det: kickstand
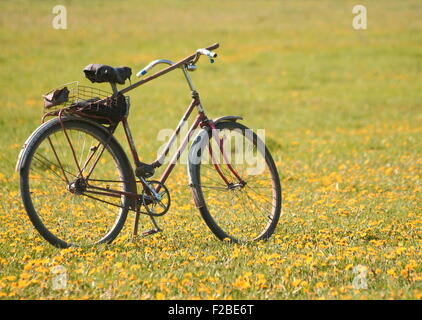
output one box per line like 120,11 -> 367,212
132,209 -> 141,238
132,209 -> 161,239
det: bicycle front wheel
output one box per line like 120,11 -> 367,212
18,118 -> 136,248
189,121 -> 282,243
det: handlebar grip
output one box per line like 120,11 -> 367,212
197,48 -> 218,58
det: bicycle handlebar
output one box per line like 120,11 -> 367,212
136,59 -> 174,77
136,43 -> 220,78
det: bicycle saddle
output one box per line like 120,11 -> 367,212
83,64 -> 132,85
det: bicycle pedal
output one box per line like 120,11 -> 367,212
141,228 -> 160,237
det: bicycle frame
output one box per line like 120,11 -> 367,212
13,43 -> 284,245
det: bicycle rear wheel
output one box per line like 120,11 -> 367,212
189,121 -> 282,243
18,118 -> 136,248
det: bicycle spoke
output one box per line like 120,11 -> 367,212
32,153 -> 68,183
198,184 -> 229,191
33,151 -> 78,180
85,134 -> 113,180
244,185 -> 275,208
235,190 -> 264,234
241,190 -> 273,220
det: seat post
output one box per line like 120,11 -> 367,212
110,82 -> 118,96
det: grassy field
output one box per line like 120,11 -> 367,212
0,0 -> 421,299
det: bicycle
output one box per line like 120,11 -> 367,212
16,43 -> 282,248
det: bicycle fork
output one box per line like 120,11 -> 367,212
207,120 -> 246,188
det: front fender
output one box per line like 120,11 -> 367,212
213,115 -> 243,124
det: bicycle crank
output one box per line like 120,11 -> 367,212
141,180 -> 171,216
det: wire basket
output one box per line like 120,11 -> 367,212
43,81 -> 129,124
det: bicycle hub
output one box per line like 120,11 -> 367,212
67,178 -> 87,195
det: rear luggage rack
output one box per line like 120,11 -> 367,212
42,81 -> 129,125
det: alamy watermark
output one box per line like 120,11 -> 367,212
352,265 -> 368,290
352,5 -> 367,30
51,265 -> 68,290
52,5 -> 67,30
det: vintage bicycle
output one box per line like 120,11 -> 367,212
16,43 -> 282,248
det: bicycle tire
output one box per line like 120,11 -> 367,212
18,117 -> 137,248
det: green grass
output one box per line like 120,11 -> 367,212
0,0 -> 421,299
